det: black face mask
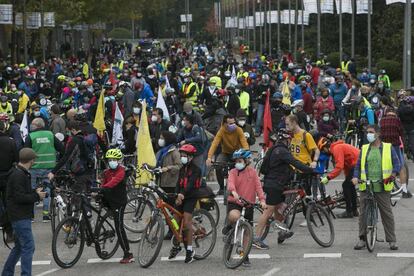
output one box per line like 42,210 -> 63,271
322,94 -> 329,99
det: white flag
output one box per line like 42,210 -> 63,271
227,65 -> 238,87
356,0 -> 373,14
20,110 -> 29,141
165,75 -> 171,89
156,86 -> 170,121
335,0 -> 353,14
111,102 -> 124,147
321,0 -> 334,14
303,0 -> 318,14
386,0 -> 414,4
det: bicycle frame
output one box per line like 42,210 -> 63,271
282,186 -> 307,219
364,181 -> 378,230
155,198 -> 185,243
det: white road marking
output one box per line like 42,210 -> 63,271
17,260 -> 51,266
35,268 -> 60,276
303,253 -> 342,258
87,258 -> 122,263
161,256 -> 185,261
233,254 -> 271,259
377,253 -> 414,258
262,267 -> 281,276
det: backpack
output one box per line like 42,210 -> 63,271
260,145 -> 279,175
66,143 -> 86,174
83,133 -> 98,168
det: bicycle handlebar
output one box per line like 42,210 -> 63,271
141,164 -> 163,175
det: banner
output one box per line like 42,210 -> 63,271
246,16 -> 254,29
156,86 -> 170,121
27,12 -> 41,29
321,0 -> 334,14
386,0 -> 414,4
180,14 -> 192,22
238,18 -> 245,29
255,12 -> 264,26
111,102 -> 124,147
356,0 -> 373,14
335,0 -> 353,14
297,11 -> 310,26
303,0 -> 318,14
43,12 -> 55,27
281,10 -> 295,24
0,4 -> 12,25
266,10 -> 279,24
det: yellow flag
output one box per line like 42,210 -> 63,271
281,80 -> 291,106
135,102 -> 156,185
93,89 -> 106,136
82,63 -> 89,79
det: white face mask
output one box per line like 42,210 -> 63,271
181,120 -> 186,127
151,115 -> 158,122
238,120 -> 246,127
108,160 -> 119,170
34,111 -> 41,117
133,107 -> 141,114
235,162 -> 245,171
158,138 -> 165,147
180,156 -> 189,165
322,116 -> 330,122
367,133 -> 376,143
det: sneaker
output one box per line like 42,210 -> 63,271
336,211 -> 353,219
42,215 -> 51,223
184,250 -> 195,263
242,256 -> 251,267
277,230 -> 294,244
354,239 -> 366,250
299,220 -> 307,227
253,238 -> 269,250
168,246 -> 182,259
402,191 -> 413,198
120,253 -> 134,264
389,242 -> 398,250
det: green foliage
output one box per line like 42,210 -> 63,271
327,52 -> 340,68
376,58 -> 401,81
108,28 -> 131,39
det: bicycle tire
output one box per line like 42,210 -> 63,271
365,200 -> 377,252
138,213 -> 164,268
50,196 -> 57,233
123,195 -> 154,240
259,217 -> 272,241
223,220 -> 253,269
306,203 -> 335,247
201,198 -> 220,227
193,209 -> 217,260
52,216 -> 85,268
94,212 -> 119,259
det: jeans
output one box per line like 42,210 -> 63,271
255,103 -> 265,134
2,219 -> 35,276
30,169 -> 51,216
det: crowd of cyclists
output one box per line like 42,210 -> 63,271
0,37 -> 414,273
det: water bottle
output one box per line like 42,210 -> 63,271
56,195 -> 66,210
166,209 -> 179,231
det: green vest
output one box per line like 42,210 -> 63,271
182,82 -> 197,105
30,130 -> 56,169
341,61 -> 351,72
239,91 -> 250,115
360,142 -> 393,192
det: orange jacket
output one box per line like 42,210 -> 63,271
327,141 -> 360,179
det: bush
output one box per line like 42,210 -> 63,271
375,58 -> 401,81
108,28 -> 132,39
327,52 -> 340,69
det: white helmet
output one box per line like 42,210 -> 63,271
292,99 -> 304,107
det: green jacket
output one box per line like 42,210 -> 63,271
29,130 -> 56,169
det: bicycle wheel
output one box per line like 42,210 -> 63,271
52,216 -> 85,268
123,196 -> 154,242
365,201 -> 377,252
94,212 -> 119,259
50,197 -> 58,233
201,198 -> 220,227
138,213 -> 164,268
193,209 -> 217,260
306,203 -> 335,247
223,220 -> 253,269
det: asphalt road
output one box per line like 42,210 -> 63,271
2,146 -> 414,276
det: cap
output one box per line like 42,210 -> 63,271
183,101 -> 193,113
236,108 -> 247,118
19,148 -> 37,162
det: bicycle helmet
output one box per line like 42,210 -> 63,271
249,72 -> 257,79
232,149 -> 252,160
105,148 -> 123,160
179,144 -> 197,155
292,99 -> 304,107
277,128 -> 292,141
317,137 -> 330,151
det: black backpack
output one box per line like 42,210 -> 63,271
260,145 -> 280,175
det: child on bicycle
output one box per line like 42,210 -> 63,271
222,149 -> 266,266
169,144 -> 203,264
101,148 -> 133,264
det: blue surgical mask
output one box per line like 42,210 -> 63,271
108,161 -> 119,170
235,162 -> 245,171
180,156 -> 188,165
367,133 -> 376,143
227,123 -> 237,132
34,111 -> 41,117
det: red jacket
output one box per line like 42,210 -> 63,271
102,166 -> 125,188
313,96 -> 335,121
327,141 -> 360,179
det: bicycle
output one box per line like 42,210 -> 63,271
137,181 -> 217,268
361,180 -> 379,252
258,177 -> 335,247
51,188 -> 119,268
222,197 -> 254,269
210,161 -> 234,206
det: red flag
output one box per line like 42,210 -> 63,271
263,89 -> 273,149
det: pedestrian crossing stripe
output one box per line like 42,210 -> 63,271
303,253 -> 341,258
87,258 -> 122,263
161,254 -> 270,261
17,260 -> 51,266
377,253 -> 414,258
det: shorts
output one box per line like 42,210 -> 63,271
392,145 -> 405,167
175,198 -> 198,214
263,187 -> 285,206
227,202 -> 253,225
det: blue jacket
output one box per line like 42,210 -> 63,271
329,83 -> 347,104
292,85 -> 312,102
315,152 -> 330,174
361,106 -> 375,125
139,83 -> 154,107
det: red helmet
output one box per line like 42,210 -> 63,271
0,113 -> 9,121
179,144 -> 197,155
216,88 -> 227,98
